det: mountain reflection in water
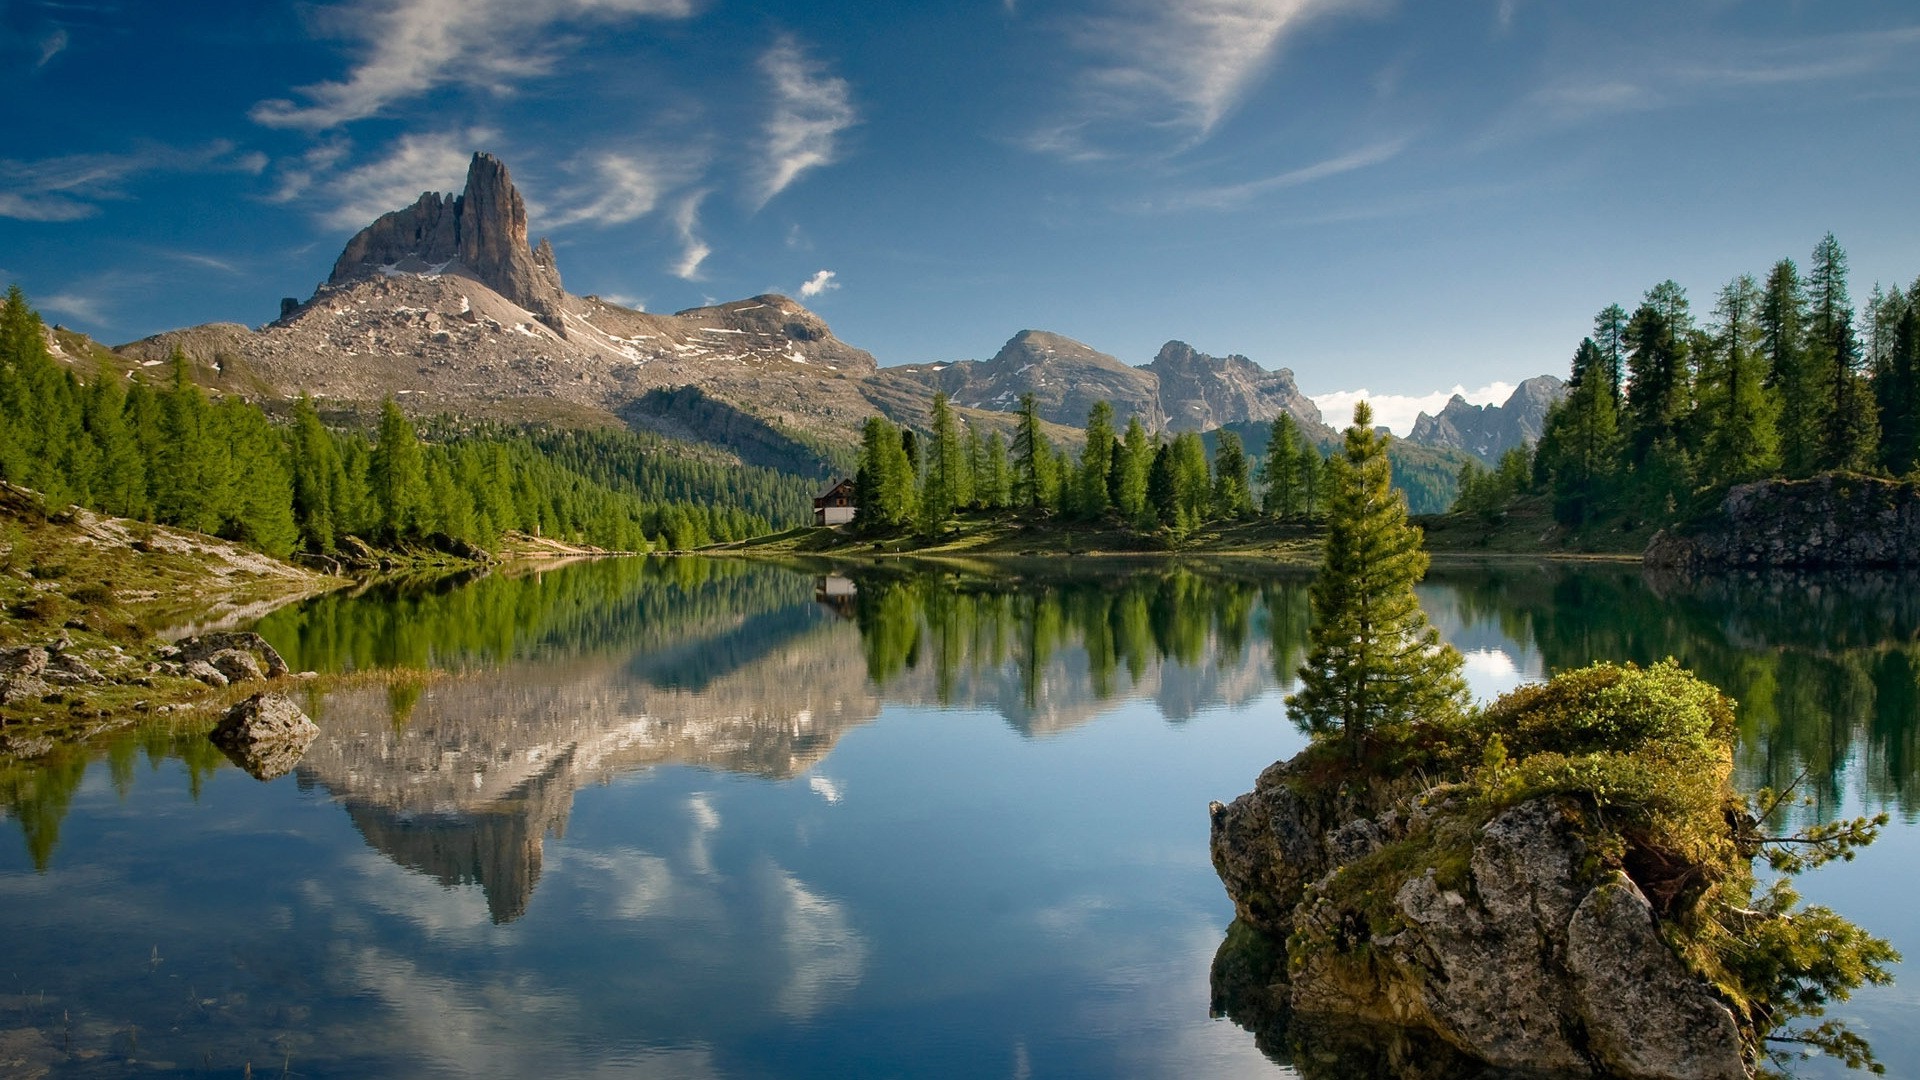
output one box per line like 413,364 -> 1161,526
0,557 -> 1914,1079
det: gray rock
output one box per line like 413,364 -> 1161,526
209,692 -> 320,781
207,649 -> 265,684
174,632 -> 290,678
0,645 -> 54,704
186,660 -> 228,687
1381,801 -> 1587,1071
1569,873 -> 1746,1080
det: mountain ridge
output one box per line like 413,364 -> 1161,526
82,150 -> 1542,475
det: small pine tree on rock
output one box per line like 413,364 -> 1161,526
1287,401 -> 1469,760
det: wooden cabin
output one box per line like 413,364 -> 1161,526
814,478 -> 857,526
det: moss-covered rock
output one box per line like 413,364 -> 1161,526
1210,661 -> 1895,1079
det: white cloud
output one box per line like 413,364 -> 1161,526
1311,381 -> 1516,437
1150,138 -> 1407,211
797,269 -> 837,298
35,28 -> 67,67
0,141 -> 263,222
544,152 -> 673,228
40,292 -> 109,325
317,129 -> 490,229
670,189 -> 711,280
754,36 -> 857,208
1033,0 -> 1372,158
251,0 -> 697,130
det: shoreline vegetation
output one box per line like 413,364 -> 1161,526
0,480 -> 624,758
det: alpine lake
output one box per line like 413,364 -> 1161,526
2,556 -> 1915,1079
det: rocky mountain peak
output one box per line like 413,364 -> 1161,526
1145,339 -> 1321,434
1407,375 -> 1566,463
328,152 -> 567,334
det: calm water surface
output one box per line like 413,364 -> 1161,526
2,558 -> 1914,1078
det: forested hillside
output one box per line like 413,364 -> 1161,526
1455,234 -> 1920,527
0,287 -> 816,556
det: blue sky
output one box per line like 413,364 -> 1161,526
4,0 -> 1918,429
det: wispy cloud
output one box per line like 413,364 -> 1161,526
315,129 -> 490,230
158,251 -> 243,274
1147,138 -> 1407,211
754,36 -> 857,208
1030,0 -> 1374,159
36,27 -> 68,67
250,0 -> 697,130
1479,24 -> 1920,148
544,152 -> 684,228
39,290 -> 110,325
670,190 -> 711,280
798,269 -> 837,298
0,141 -> 266,223
1312,382 -> 1516,437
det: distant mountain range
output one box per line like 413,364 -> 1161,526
52,152 -> 1555,472
1408,377 -> 1567,465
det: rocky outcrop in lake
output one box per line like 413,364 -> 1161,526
1209,757 -> 1745,1079
1645,473 -> 1920,572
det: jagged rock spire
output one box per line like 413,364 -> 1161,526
329,152 -> 567,334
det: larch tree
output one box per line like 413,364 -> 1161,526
368,397 -> 428,539
1077,400 -> 1116,517
1700,274 -> 1780,486
1806,234 -> 1878,472
1116,416 -> 1152,524
1593,303 -> 1629,405
1212,430 -> 1253,518
1012,393 -> 1051,509
1761,258 -> 1822,476
1263,413 -> 1303,519
1287,401 -> 1468,762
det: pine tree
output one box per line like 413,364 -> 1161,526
1878,296 -> 1920,475
982,431 -> 1012,509
288,395 -> 343,551
1262,413 -> 1303,518
1537,339 -> 1621,524
1212,430 -> 1253,518
1593,303 -> 1628,405
921,392 -> 967,532
1625,282 -> 1694,467
1077,400 -> 1115,517
1286,401 -> 1468,761
1761,259 -> 1821,476
1115,416 -> 1152,524
154,351 -> 217,532
1146,441 -> 1177,527
1171,432 -> 1210,528
1700,274 -> 1781,486
84,376 -> 145,519
1011,393 -> 1051,509
1807,234 -> 1878,472
368,397 -> 428,539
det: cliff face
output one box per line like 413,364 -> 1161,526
1645,473 -> 1920,572
329,153 -> 568,334
1146,340 -> 1325,434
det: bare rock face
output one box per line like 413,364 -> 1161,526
1210,760 -> 1749,1079
330,152 -> 567,334
210,692 -> 320,781
1569,874 -> 1746,1080
1646,473 -> 1920,572
1407,375 -> 1565,464
1146,340 -> 1325,434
